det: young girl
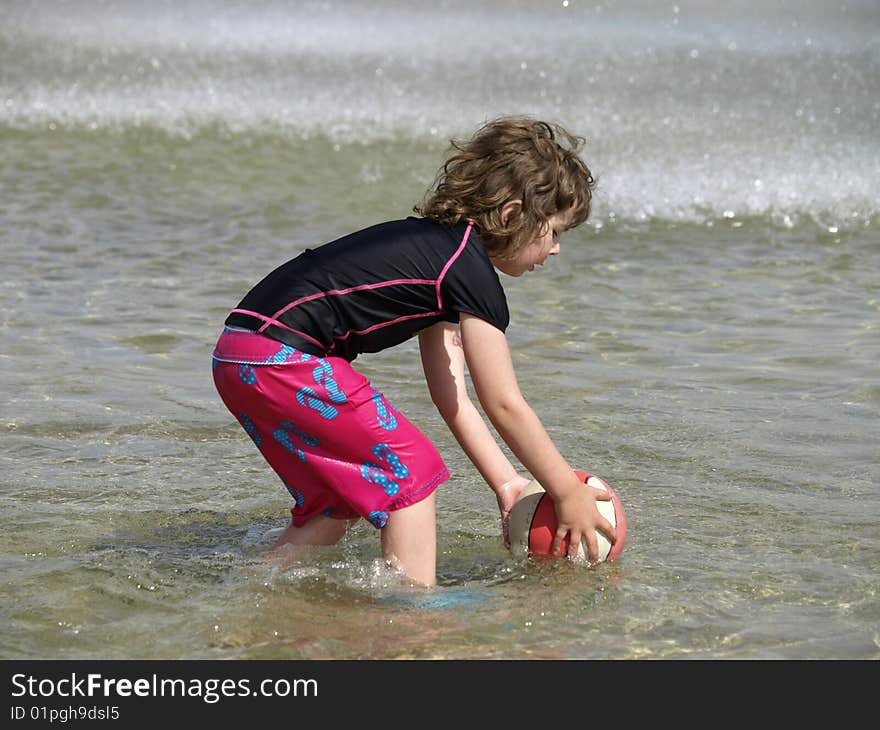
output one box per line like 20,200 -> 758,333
212,116 -> 618,587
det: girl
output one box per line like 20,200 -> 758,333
212,116 -> 618,587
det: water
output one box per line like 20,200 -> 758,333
1,0 -> 878,660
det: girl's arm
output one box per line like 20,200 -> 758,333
418,322 -> 531,542
457,313 -> 617,562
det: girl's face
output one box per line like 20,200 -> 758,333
492,209 -> 574,277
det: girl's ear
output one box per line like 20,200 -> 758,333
500,199 -> 522,226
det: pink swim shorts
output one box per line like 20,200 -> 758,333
211,327 -> 449,528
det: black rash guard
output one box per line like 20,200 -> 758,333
225,217 -> 509,362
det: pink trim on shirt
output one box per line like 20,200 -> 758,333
268,279 -> 437,324
229,308 -> 326,349
435,221 -> 473,310
332,310 -> 443,344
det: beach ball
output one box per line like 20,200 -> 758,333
508,470 -> 627,563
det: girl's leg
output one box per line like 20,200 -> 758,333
381,493 -> 437,587
273,514 -> 354,549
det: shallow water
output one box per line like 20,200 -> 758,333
1,0 -> 878,660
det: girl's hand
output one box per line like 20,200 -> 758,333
551,484 -> 616,563
495,474 -> 532,548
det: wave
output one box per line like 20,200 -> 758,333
2,0 -> 878,230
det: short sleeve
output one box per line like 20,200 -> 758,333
439,237 -> 509,332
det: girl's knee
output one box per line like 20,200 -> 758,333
381,495 -> 437,587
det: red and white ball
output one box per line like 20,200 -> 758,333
508,470 -> 627,563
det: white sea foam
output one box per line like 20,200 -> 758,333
2,0 -> 877,227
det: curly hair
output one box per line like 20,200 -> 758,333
414,116 -> 596,258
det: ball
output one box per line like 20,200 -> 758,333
507,470 -> 627,563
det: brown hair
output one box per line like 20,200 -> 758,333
415,116 -> 596,258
